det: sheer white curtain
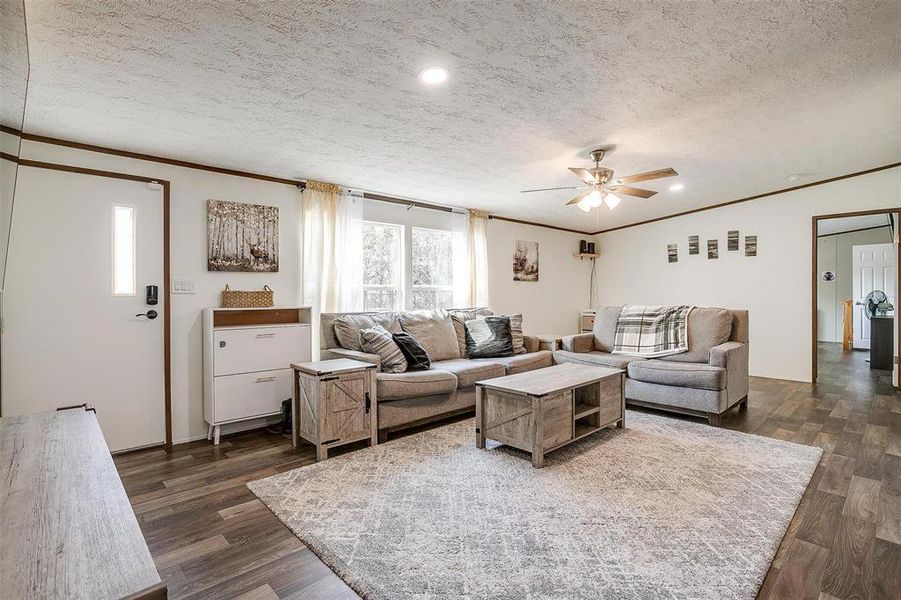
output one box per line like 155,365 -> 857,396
469,209 -> 490,308
335,191 -> 364,311
451,209 -> 471,308
301,181 -> 364,353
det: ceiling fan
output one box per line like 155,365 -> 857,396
521,149 -> 678,212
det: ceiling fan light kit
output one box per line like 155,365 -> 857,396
522,148 -> 679,214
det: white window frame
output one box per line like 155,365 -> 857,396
362,220 -> 404,311
111,203 -> 136,297
411,226 -> 454,311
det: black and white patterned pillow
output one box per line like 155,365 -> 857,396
464,316 -> 515,358
360,325 -> 407,374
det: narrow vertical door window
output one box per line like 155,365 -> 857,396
112,204 -> 136,295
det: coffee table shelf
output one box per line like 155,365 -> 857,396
574,402 -> 600,419
475,363 -> 625,468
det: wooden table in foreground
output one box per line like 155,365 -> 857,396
475,363 -> 625,468
0,409 -> 165,599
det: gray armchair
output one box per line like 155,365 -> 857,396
556,307 -> 749,426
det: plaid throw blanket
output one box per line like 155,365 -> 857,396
612,305 -> 694,357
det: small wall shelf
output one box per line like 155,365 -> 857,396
574,252 -> 599,260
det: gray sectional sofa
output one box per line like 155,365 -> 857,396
320,309 -> 554,441
555,306 -> 749,426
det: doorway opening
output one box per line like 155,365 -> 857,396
812,209 -> 900,388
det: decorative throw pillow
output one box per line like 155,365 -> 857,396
398,312 -> 460,361
464,316 -> 515,358
449,308 -> 493,355
333,314 -> 399,351
392,332 -> 431,370
506,313 -> 526,355
359,325 -> 407,374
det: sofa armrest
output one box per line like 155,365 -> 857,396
522,335 -> 540,353
561,333 -> 594,353
321,347 -> 382,371
709,341 -> 749,405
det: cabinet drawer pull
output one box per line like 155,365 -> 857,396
255,333 -> 277,338
255,376 -> 276,383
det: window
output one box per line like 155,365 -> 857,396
362,221 -> 402,310
112,205 -> 136,296
412,227 -> 453,310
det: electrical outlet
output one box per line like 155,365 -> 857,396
171,279 -> 196,294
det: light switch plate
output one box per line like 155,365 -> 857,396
171,279 -> 196,294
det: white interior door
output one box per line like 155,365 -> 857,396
852,242 -> 896,350
1,167 -> 165,452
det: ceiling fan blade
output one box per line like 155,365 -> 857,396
565,189 -> 591,206
609,185 -> 657,198
520,185 -> 583,193
568,167 -> 598,185
615,168 -> 678,185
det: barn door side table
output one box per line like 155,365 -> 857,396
291,358 -> 378,460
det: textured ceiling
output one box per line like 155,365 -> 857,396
21,1 -> 901,231
0,0 -> 28,129
817,213 -> 892,236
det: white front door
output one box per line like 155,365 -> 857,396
1,166 -> 166,452
852,242 -> 896,350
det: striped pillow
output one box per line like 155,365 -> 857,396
507,313 -> 526,355
360,325 -> 407,374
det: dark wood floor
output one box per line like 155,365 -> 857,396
115,343 -> 900,599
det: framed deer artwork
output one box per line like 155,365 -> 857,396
207,199 -> 279,272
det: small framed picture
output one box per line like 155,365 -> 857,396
688,235 -> 699,255
667,244 -> 678,263
727,230 -> 739,251
707,239 -> 718,259
745,235 -> 757,257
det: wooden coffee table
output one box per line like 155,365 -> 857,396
474,363 -> 625,468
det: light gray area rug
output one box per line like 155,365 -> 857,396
248,411 -> 822,600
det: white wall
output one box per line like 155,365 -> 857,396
487,218 -> 593,335
13,140 -> 301,443
592,167 -> 901,382
7,141 -> 591,442
816,226 -> 892,342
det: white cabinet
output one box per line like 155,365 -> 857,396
203,306 -> 312,444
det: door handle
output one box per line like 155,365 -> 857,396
136,310 -> 158,320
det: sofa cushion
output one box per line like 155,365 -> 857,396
464,316 -> 515,358
664,307 -> 733,363
399,312 -> 460,361
627,360 -> 726,391
360,325 -> 407,373
431,359 -> 505,389
553,349 -> 641,370
377,369 -> 458,401
472,350 -> 553,375
449,308 -> 493,355
592,306 -> 623,352
507,314 -> 527,355
392,331 -> 430,370
333,313 -> 400,352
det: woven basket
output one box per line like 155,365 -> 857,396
221,284 -> 274,308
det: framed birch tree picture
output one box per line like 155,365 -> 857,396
207,199 -> 279,272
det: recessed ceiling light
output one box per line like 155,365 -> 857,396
669,183 -> 684,191
419,66 -> 448,85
